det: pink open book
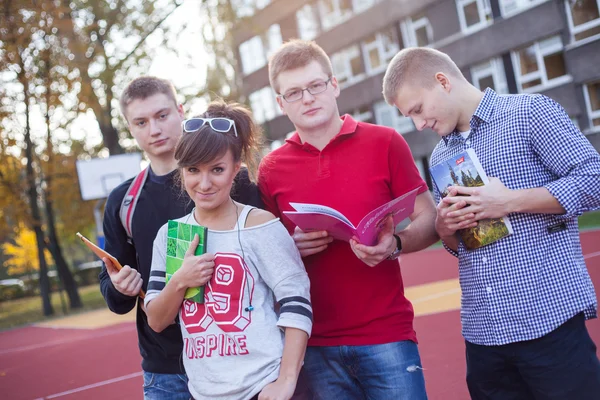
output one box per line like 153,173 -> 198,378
283,187 -> 421,246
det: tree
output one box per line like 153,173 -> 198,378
1,0 -> 55,315
2,224 -> 52,277
198,0 -> 244,103
56,0 -> 184,155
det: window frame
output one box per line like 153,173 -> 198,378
511,35 -> 571,93
400,13 -> 434,47
318,0 -> 354,31
373,101 -> 415,134
239,24 -> 282,76
296,4 -> 321,40
583,80 -> 600,133
361,28 -> 400,74
456,0 -> 493,34
331,45 -> 366,88
498,0 -> 548,18
249,86 -> 281,124
564,0 -> 600,44
470,58 -> 509,94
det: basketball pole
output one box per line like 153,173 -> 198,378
94,199 -> 106,249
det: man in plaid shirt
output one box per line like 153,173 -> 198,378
383,47 -> 600,399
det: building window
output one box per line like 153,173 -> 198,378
319,0 -> 353,30
583,80 -> 600,130
565,0 -> 600,43
456,0 -> 492,34
361,27 -> 399,74
471,58 -> 508,94
401,13 -> 434,47
499,0 -> 548,17
331,45 -> 365,88
296,4 -> 320,40
351,105 -> 374,123
249,87 -> 281,124
374,101 -> 415,134
352,0 -> 378,13
239,24 -> 282,75
511,36 -> 570,92
232,0 -> 271,18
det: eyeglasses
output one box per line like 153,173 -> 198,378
279,78 -> 332,103
182,118 -> 238,137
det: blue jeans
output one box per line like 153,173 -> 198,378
303,341 -> 428,400
142,371 -> 190,400
466,312 -> 600,400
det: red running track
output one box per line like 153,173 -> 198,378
1,230 -> 599,400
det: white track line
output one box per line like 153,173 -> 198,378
584,251 -> 600,260
32,371 -> 143,399
0,325 -> 134,356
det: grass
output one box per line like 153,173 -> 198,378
579,210 -> 600,231
0,283 -> 107,331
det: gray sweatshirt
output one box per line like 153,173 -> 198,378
145,206 -> 312,400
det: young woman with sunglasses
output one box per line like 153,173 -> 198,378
144,100 -> 312,400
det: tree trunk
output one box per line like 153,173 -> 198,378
42,42 -> 82,309
23,82 -> 54,317
43,205 -> 82,309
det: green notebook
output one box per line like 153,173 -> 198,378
165,220 -> 207,303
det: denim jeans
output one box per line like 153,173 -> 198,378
142,371 -> 190,400
466,313 -> 600,400
303,340 -> 428,400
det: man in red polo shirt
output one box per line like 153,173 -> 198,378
257,40 -> 438,399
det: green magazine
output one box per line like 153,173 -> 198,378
165,220 -> 208,303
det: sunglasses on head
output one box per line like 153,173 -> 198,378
182,117 -> 238,137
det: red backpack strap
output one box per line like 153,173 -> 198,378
119,167 -> 149,244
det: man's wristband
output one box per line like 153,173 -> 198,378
386,234 -> 402,260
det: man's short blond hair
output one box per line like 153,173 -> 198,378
268,39 -> 333,93
382,47 -> 464,105
119,76 -> 178,121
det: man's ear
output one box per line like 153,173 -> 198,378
177,103 -> 185,118
331,76 -> 341,98
435,73 -> 452,92
276,95 -> 286,115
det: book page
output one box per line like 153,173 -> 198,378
283,212 -> 356,242
356,187 -> 420,246
289,203 -> 353,226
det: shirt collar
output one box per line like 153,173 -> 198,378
285,114 -> 358,147
443,88 -> 498,146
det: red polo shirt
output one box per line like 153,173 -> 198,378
258,115 -> 428,346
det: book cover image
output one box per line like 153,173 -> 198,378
430,149 -> 513,250
166,220 -> 207,303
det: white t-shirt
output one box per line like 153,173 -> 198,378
145,206 -> 312,400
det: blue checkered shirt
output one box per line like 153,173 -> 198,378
430,88 -> 600,346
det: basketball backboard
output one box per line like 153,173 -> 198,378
76,153 -> 143,201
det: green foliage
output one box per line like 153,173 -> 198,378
579,211 -> 600,230
167,238 -> 177,257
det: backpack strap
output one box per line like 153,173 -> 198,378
119,167 -> 149,245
